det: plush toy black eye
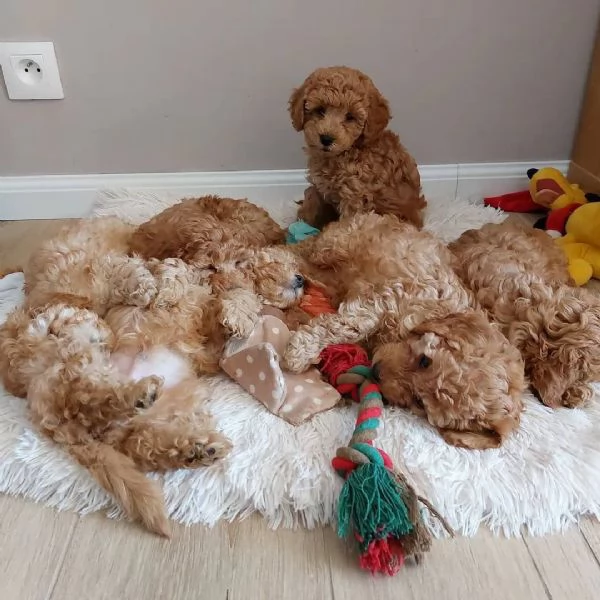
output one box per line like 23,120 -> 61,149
346,112 -> 355,122
418,355 -> 432,369
315,106 -> 326,117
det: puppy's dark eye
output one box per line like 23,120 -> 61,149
418,355 -> 432,369
206,266 -> 217,273
315,106 -> 326,117
413,395 -> 425,409
345,112 -> 355,122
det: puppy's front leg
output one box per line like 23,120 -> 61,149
283,297 -> 383,373
297,186 -> 339,229
219,288 -> 262,339
149,258 -> 196,307
103,255 -> 158,309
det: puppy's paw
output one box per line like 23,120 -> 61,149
220,289 -> 261,338
222,310 -> 259,339
127,268 -> 159,307
560,384 -> 593,409
283,330 -> 321,373
175,432 -> 232,468
134,375 -> 163,410
152,259 -> 193,307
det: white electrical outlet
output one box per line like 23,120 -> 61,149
0,41 -> 64,100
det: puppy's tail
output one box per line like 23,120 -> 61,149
66,436 -> 171,537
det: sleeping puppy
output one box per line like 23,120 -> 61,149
283,213 -> 525,450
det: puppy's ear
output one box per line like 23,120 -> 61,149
289,82 -> 307,131
438,428 -> 502,450
362,82 -> 391,143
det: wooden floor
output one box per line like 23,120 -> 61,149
1,219 -> 600,600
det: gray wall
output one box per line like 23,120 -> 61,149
1,0 -> 599,176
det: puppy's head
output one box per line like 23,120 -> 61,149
289,66 -> 390,155
372,312 -> 524,450
195,246 -> 305,308
509,289 -> 600,408
251,246 -> 306,308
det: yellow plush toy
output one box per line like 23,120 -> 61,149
555,201 -> 600,286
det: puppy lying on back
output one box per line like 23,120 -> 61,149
450,221 -> 600,408
0,304 -> 231,536
289,66 -> 426,229
284,214 -> 524,450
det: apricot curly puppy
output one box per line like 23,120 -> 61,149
129,195 -> 286,268
0,304 -> 231,536
289,66 -> 426,229
106,248 -> 305,376
450,221 -> 600,408
24,217 -> 157,315
284,214 -> 524,449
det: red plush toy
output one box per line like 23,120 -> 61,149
484,167 -> 600,237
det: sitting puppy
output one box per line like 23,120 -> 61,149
0,304 -> 231,536
129,195 -> 286,266
284,214 -> 524,449
450,221 -> 600,408
289,66 -> 426,229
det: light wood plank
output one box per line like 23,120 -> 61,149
524,528 -> 600,600
0,495 -> 78,600
50,512 -> 232,600
227,515 -> 333,600
579,517 -> 600,561
324,527 -> 548,600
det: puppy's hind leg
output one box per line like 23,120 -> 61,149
113,379 -> 232,472
118,412 -> 231,472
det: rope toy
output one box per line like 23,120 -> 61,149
320,344 -> 453,576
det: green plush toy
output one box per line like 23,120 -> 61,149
286,221 -> 320,244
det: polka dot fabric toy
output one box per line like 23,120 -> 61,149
220,308 -> 340,425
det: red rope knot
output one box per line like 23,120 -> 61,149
319,344 -> 370,402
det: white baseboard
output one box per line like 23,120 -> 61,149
0,161 -> 569,220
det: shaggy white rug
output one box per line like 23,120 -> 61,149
1,190 -> 600,537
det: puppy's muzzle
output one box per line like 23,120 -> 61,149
292,274 -> 305,290
319,134 -> 334,148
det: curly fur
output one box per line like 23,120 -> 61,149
105,251 -> 305,375
24,217 -> 158,315
284,214 -> 525,449
450,221 -> 600,408
0,304 -> 231,536
129,195 -> 286,266
289,66 -> 426,228
4,213 -> 305,534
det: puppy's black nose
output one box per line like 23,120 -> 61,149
371,362 -> 381,382
320,134 -> 334,147
293,274 -> 305,289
